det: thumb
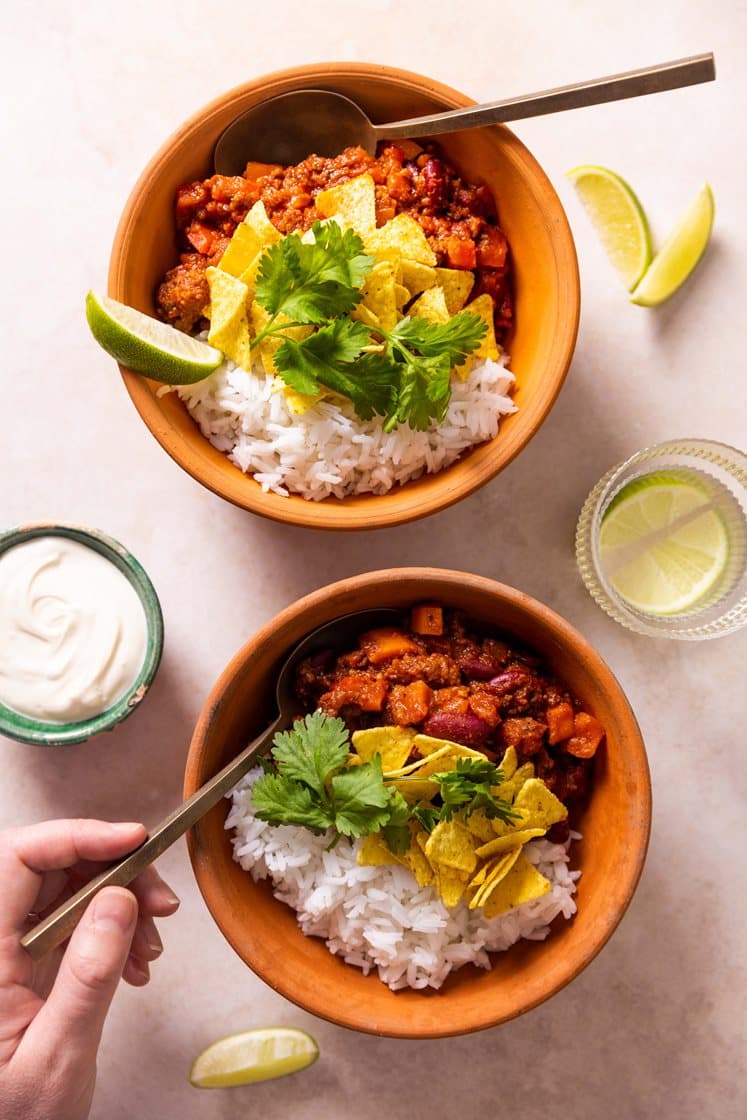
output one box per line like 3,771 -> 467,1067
25,888 -> 138,1064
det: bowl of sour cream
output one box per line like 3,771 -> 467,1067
0,523 -> 163,745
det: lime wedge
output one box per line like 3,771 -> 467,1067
566,165 -> 652,290
630,183 -> 714,306
189,1027 -> 319,1088
599,471 -> 729,616
85,291 -> 223,384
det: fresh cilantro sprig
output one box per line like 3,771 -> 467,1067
248,222 -> 488,431
405,758 -> 519,832
251,711 -> 402,842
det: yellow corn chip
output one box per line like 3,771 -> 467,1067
434,865 -> 469,908
412,734 -> 484,760
357,833 -> 400,868
218,223 -> 263,278
206,267 -> 251,370
315,173 -> 377,236
409,286 -> 450,324
512,778 -> 568,831
424,819 -> 477,875
394,283 -> 411,312
250,301 -> 313,378
469,848 -> 523,909
498,746 -> 518,781
244,200 -> 281,247
463,808 -> 497,843
458,293 -> 499,380
350,303 -> 381,329
352,726 -> 416,772
359,260 -> 398,331
400,825 -> 435,887
237,250 -> 266,302
474,828 -> 547,859
365,214 -> 436,266
480,855 -> 551,919
434,267 -> 474,314
493,762 -> 535,808
387,776 -> 440,802
400,259 -> 437,299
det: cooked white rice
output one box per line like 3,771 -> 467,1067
178,354 -> 516,500
227,769 -> 580,992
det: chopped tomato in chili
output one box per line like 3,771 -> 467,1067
156,141 -> 512,340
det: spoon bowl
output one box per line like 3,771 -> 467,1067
213,54 -> 714,172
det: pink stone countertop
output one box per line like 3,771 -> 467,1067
2,2 -> 746,1117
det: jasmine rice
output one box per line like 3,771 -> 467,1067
227,769 -> 580,992
178,354 -> 516,501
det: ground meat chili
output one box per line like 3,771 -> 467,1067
294,605 -> 605,841
156,141 -> 512,340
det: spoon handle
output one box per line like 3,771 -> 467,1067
376,53 -> 715,139
20,715 -> 283,961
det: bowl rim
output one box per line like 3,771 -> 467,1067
109,61 -> 580,531
0,522 -> 164,746
185,567 -> 651,1036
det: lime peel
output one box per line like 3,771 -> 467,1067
630,183 -> 714,306
566,164 -> 652,290
85,291 -> 223,384
189,1027 -> 319,1088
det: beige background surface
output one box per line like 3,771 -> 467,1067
2,1 -> 746,1117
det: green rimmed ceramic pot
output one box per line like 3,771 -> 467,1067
0,523 -> 164,746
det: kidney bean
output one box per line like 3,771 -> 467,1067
421,158 -> 447,206
486,668 -> 531,695
457,654 -> 499,681
422,711 -> 491,747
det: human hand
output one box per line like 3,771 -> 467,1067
0,819 -> 179,1120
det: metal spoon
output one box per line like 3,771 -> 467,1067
21,607 -> 399,960
214,53 -> 715,173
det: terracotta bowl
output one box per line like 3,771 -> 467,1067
110,63 -> 579,530
184,569 -> 650,1037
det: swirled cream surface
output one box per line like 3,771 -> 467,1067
0,536 -> 148,722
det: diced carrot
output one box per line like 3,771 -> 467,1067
446,236 -> 477,270
388,680 -> 432,724
564,711 -> 605,759
546,702 -> 575,745
359,628 -> 420,665
335,674 -> 387,712
410,604 -> 443,636
243,161 -> 283,181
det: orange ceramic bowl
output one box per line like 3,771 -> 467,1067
185,569 -> 650,1037
110,63 -> 579,530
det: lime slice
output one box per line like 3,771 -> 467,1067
630,183 -> 714,306
566,165 -> 652,290
189,1027 -> 319,1088
85,291 -> 223,384
599,470 -> 729,616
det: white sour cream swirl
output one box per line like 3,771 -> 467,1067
0,537 -> 148,723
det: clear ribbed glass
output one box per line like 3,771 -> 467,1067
576,439 -> 747,639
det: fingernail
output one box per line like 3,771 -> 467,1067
129,958 -> 150,984
91,889 -> 137,934
162,890 -> 180,910
109,822 -> 144,835
147,929 -> 163,955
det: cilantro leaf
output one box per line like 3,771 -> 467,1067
330,756 -> 392,838
390,311 -> 487,367
431,758 -> 518,825
270,711 -> 348,799
274,322 -> 398,420
252,772 -> 334,831
254,223 -> 373,324
385,352 -> 452,432
412,804 -> 440,833
382,789 -> 411,854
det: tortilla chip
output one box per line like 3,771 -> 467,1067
359,260 -> 398,331
434,267 -> 474,313
424,819 -> 477,875
250,300 -> 313,378
394,282 -> 411,312
218,223 -> 263,278
408,286 -> 450,324
400,825 -> 435,887
365,214 -> 436,266
206,267 -> 251,370
458,293 -> 499,379
494,761 -> 535,807
387,776 -> 440,802
498,746 -> 518,781
463,808 -> 497,843
352,726 -> 416,772
400,259 -> 437,299
480,855 -> 551,918
315,173 -> 377,236
350,302 -> 381,329
244,200 -> 281,247
237,250 -> 266,301
357,833 -> 400,868
512,778 -> 568,831
474,828 -> 547,859
468,848 -> 522,909
412,734 -> 484,760
434,865 -> 469,908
